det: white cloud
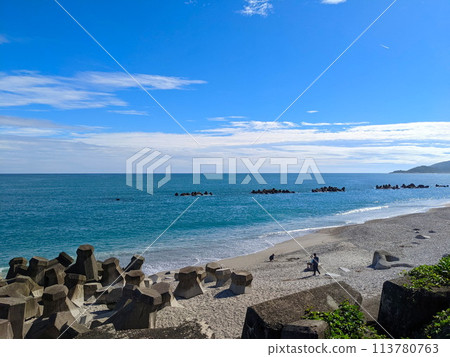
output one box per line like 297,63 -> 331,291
306,110 -> 319,114
0,34 -> 9,44
301,121 -> 370,126
239,0 -> 273,17
108,110 -> 149,116
207,115 -> 246,122
380,44 -> 390,50
0,71 -> 206,109
321,0 -> 347,4
2,118 -> 450,173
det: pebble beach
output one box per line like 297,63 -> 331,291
154,205 -> 450,338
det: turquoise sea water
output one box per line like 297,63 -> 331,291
1,173 -> 450,275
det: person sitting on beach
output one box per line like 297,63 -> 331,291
312,253 -> 320,276
269,253 -> 275,262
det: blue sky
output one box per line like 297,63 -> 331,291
0,0 -> 449,173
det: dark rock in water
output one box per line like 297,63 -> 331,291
378,277 -> 450,338
311,186 -> 345,193
251,188 -> 295,194
376,183 -> 429,190
241,282 -> 362,339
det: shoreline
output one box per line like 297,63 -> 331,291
215,201 -> 450,271
155,204 -> 450,338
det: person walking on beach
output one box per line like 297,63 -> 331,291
269,253 -> 275,262
312,253 -> 320,276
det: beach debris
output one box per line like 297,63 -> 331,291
215,268 -> 232,288
101,257 -> 124,287
415,234 -> 431,240
0,297 -> 26,338
64,273 -> 86,307
251,188 -> 295,194
41,284 -> 78,318
0,319 -> 13,339
281,319 -> 329,339
66,245 -> 99,282
124,254 -> 145,272
339,267 -> 350,273
429,230 -> 436,233
174,266 -> 205,299
204,262 -> 222,283
6,257 -> 28,280
105,287 -> 162,330
312,186 -> 345,193
230,271 -> 253,295
241,282 -> 362,339
125,270 -> 145,287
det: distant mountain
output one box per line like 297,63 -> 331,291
391,160 -> 450,174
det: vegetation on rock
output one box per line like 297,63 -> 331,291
405,256 -> 450,290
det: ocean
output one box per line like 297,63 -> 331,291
1,173 -> 449,275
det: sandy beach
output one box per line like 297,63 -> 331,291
155,205 -> 450,338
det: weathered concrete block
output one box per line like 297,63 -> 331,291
64,273 -> 86,307
42,285 -> 78,318
106,287 -> 162,330
66,244 -> 98,282
125,270 -> 145,287
24,296 -> 40,320
27,257 -> 49,286
0,319 -> 14,339
56,252 -> 74,268
205,262 -> 222,283
281,319 -> 329,339
230,271 -> 253,295
174,266 -> 205,299
215,268 -> 232,287
44,264 -> 66,287
105,286 -> 123,310
6,257 -> 28,280
0,297 -> 26,339
26,311 -> 87,339
101,257 -> 124,286
152,282 -> 180,308
241,282 -> 362,339
84,282 -> 102,301
378,277 -> 450,338
124,255 -> 145,272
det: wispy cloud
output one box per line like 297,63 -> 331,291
108,110 -> 149,116
306,110 -> 319,114
0,34 -> 9,45
0,71 -> 206,110
301,121 -> 369,126
2,118 -> 450,173
380,44 -> 390,49
321,0 -> 347,4
239,0 -> 273,17
207,115 -> 246,122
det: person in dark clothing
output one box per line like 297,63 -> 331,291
269,253 -> 275,262
312,253 -> 320,276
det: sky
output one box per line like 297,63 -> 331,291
0,0 -> 449,173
